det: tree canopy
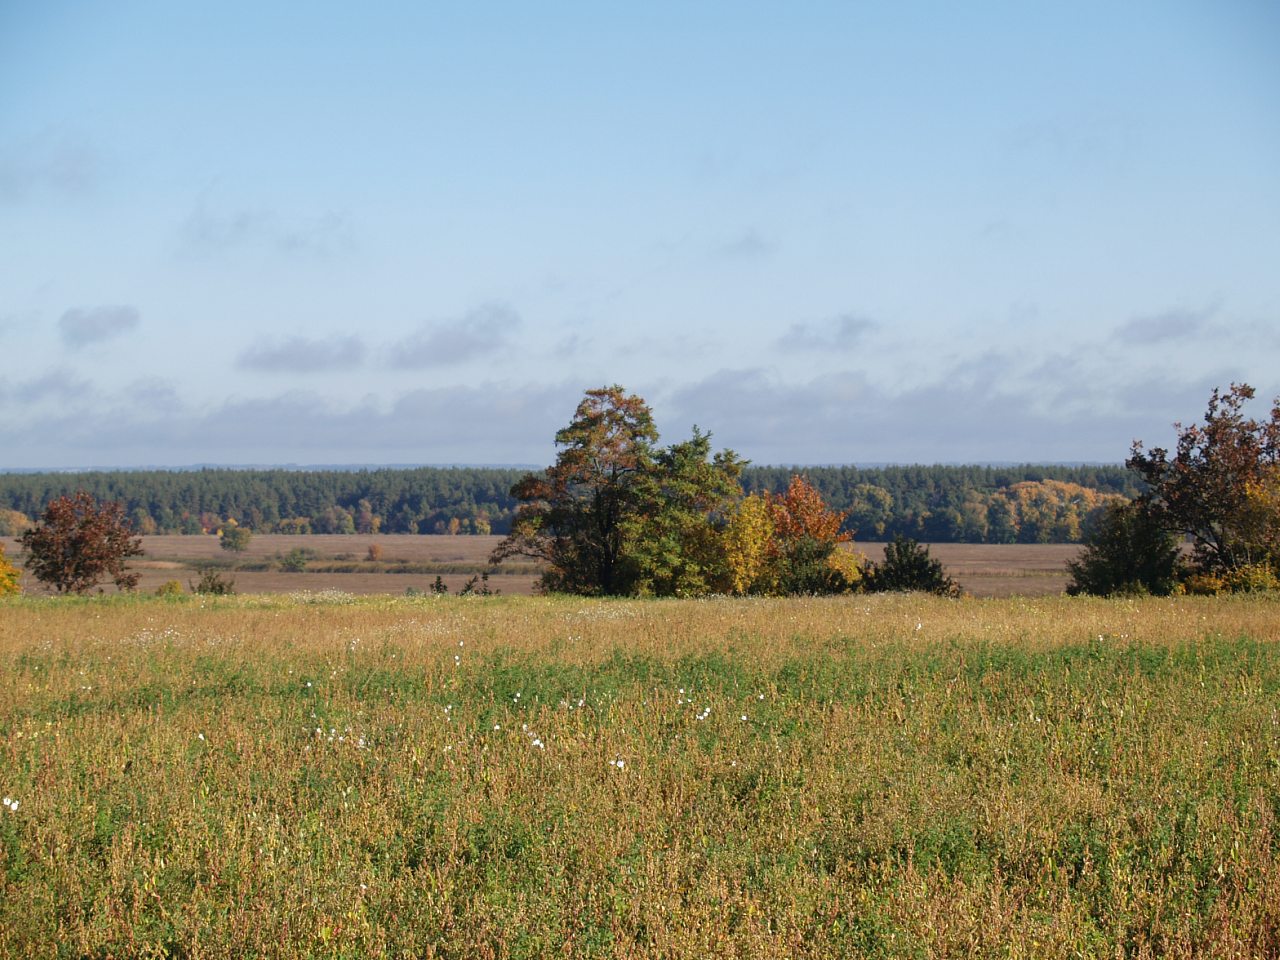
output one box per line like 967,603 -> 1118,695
1128,383 -> 1280,576
18,492 -> 143,594
491,387 -> 748,596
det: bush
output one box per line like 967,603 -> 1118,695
190,570 -> 236,595
1181,572 -> 1226,596
1221,562 -> 1280,594
279,549 -> 310,572
865,536 -> 960,596
0,544 -> 20,596
219,524 -> 252,553
1066,500 -> 1183,597
366,543 -> 383,562
155,580 -> 183,597
457,572 -> 499,596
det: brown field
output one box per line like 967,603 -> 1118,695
3,534 -> 1082,597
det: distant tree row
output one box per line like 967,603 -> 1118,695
0,462 -> 1138,543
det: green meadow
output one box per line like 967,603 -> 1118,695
1,593 -> 1278,958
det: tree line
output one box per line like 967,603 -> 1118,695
0,463 -> 1138,544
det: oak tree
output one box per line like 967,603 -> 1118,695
19,492 -> 143,594
1128,383 -> 1280,575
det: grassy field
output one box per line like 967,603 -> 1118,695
2,535 -> 1083,598
1,592 -> 1278,957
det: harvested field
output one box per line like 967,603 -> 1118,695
3,535 -> 1083,597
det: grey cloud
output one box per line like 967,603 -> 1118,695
124,378 -> 182,408
2,366 -> 1275,469
58,305 -> 140,348
1115,304 -> 1217,345
777,313 -> 876,352
0,130 -> 99,201
717,229 -> 776,260
179,204 -> 355,258
0,368 -> 94,407
238,335 -> 367,373
387,304 -> 521,369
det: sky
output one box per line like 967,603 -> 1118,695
2,1 -> 1278,468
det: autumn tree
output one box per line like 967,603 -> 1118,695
1128,383 -> 1280,575
0,509 -> 32,537
19,492 -> 143,594
765,475 -> 861,595
492,386 -> 659,595
722,494 -> 776,594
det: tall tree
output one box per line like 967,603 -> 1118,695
19,492 -> 143,594
628,428 -> 746,597
1128,383 -> 1280,574
492,386 -> 659,595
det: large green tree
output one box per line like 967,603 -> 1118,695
1065,500 -> 1184,596
1127,383 -> 1280,575
628,428 -> 746,597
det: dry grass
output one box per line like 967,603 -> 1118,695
1,592 -> 1278,957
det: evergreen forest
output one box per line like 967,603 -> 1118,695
0,463 -> 1140,544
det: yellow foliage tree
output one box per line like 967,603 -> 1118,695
0,543 -> 19,596
721,494 -> 776,595
1226,466 -> 1280,572
991,480 -> 1122,543
0,509 -> 32,537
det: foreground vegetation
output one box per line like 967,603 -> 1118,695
1,593 -> 1278,957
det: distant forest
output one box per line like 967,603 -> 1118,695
0,464 -> 1141,544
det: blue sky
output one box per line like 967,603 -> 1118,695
2,1 -> 1278,467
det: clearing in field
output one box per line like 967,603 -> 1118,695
1,593 -> 1278,957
